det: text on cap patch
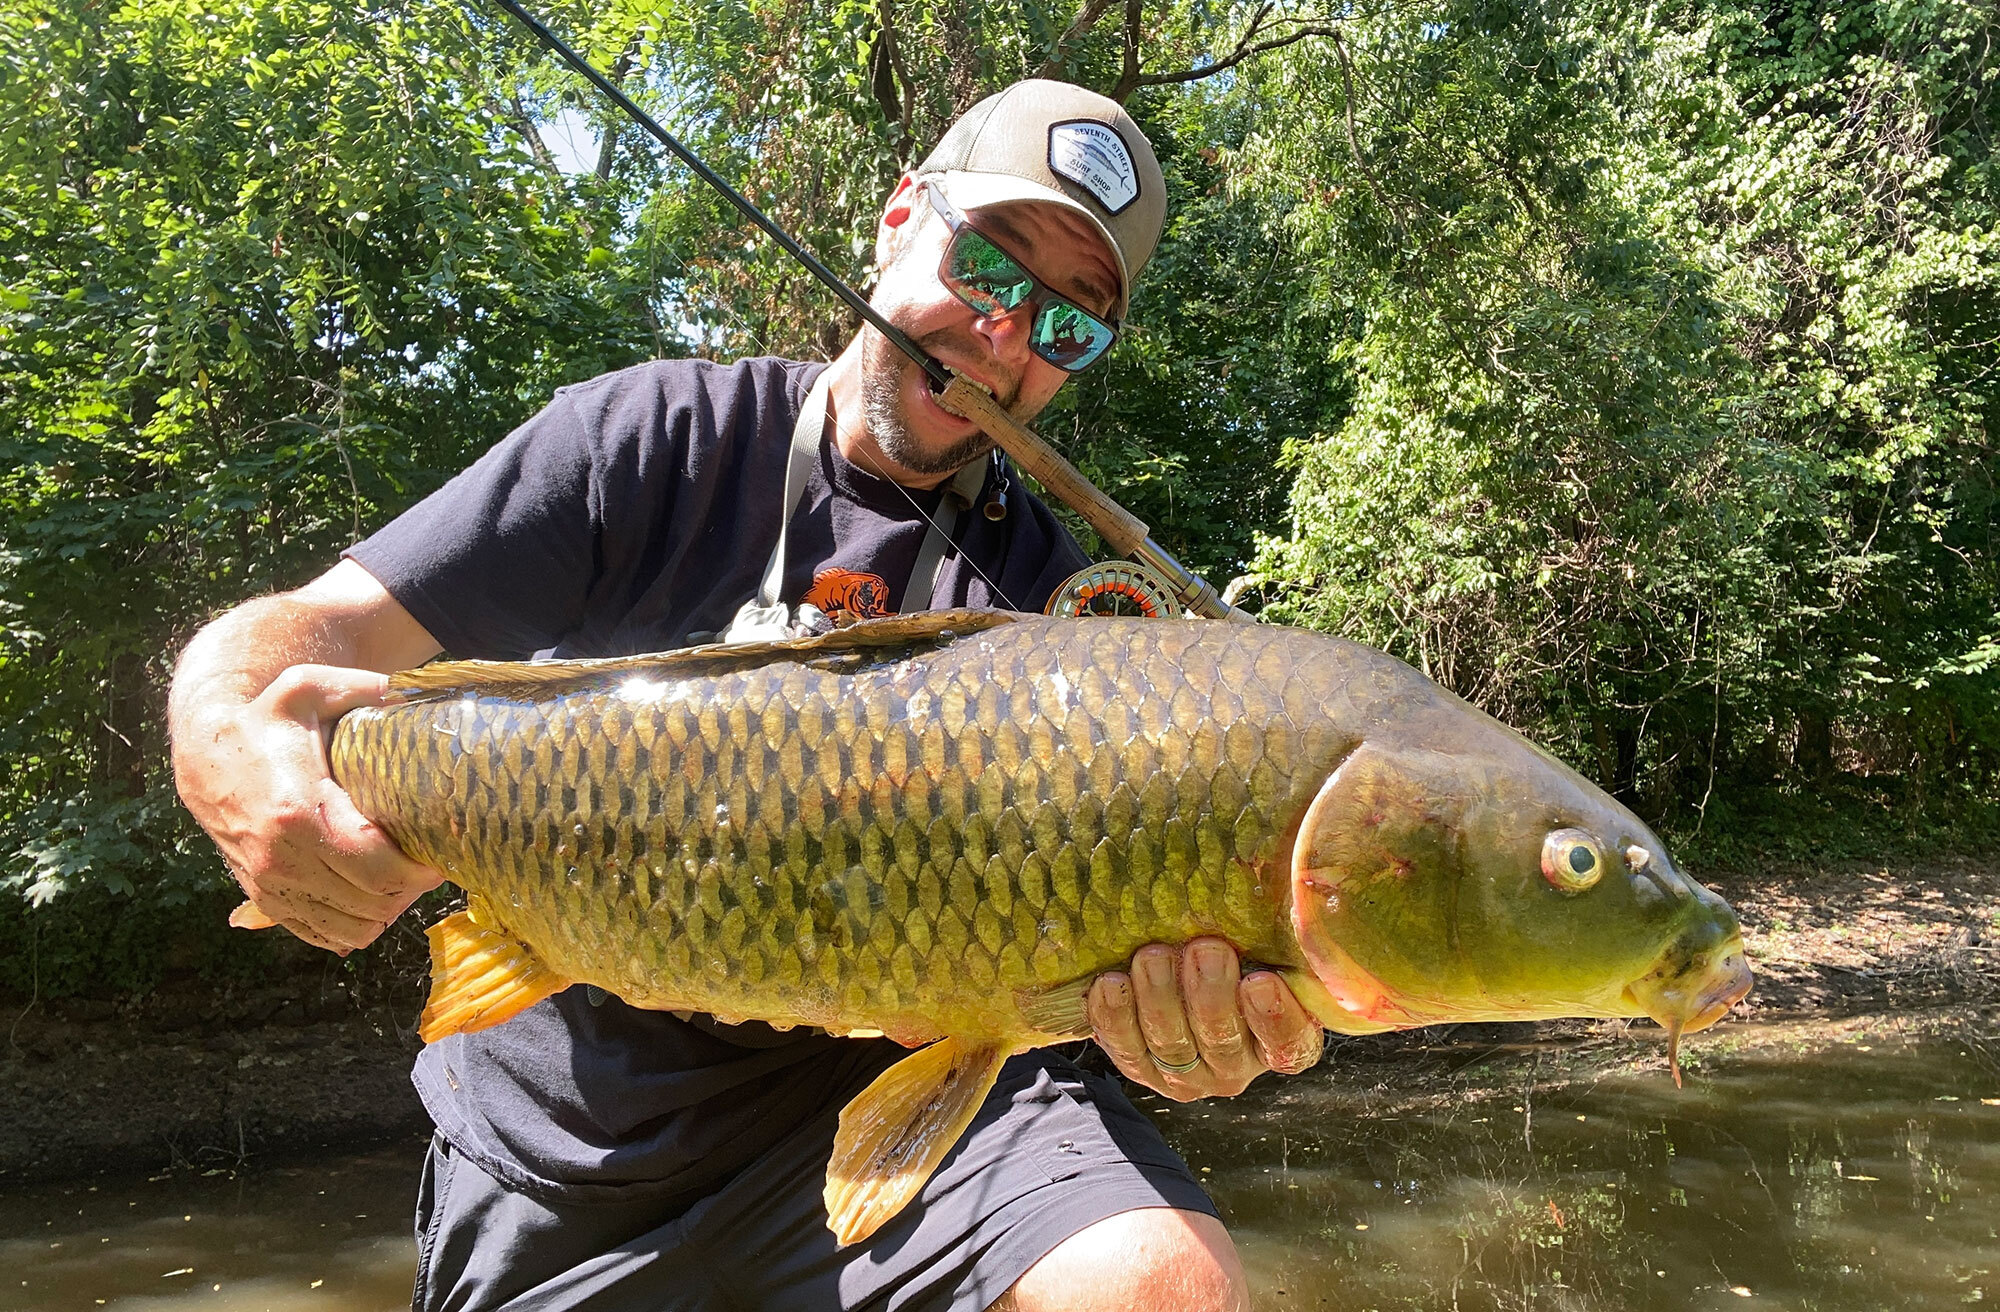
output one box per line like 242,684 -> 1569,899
1048,121 -> 1138,215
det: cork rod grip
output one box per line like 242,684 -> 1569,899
936,378 -> 1151,556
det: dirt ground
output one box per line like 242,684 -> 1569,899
2,855 -> 1994,1188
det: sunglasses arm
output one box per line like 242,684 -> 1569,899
935,377 -> 1252,623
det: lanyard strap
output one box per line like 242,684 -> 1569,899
758,374 -> 989,614
754,372 -> 834,610
903,455 -> 989,612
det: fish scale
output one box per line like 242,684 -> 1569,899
332,616 -> 1323,1041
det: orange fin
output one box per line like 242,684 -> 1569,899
228,901 -> 281,930
824,1038 -> 1008,1246
418,910 -> 570,1043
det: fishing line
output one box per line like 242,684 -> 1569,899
840,433 -> 1024,614
492,1 -> 1020,609
490,0 -> 950,391
488,0 -> 1245,620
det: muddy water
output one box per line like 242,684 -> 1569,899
6,1016 -> 1997,1310
2,1140 -> 426,1310
1153,1014 -> 2000,1310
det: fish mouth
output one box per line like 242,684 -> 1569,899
1624,934 -> 1753,1086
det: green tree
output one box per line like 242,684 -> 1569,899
0,0 -> 653,908
1241,0 -> 1998,814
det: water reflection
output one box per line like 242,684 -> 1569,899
2,1138 -> 423,1311
5,1018 -> 1997,1309
1144,1015 -> 2000,1309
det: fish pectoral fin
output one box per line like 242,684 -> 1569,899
418,910 -> 571,1043
1017,978 -> 1094,1039
824,1038 -> 1008,1247
227,901 -> 281,931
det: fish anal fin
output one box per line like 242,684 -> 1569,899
228,901 -> 280,931
418,910 -> 570,1043
1017,978 -> 1094,1039
824,1038 -> 1008,1246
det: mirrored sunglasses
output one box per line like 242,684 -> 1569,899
921,185 -> 1120,373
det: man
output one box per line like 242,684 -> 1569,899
170,81 -> 1323,1311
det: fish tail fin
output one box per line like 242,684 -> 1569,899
418,910 -> 570,1043
824,1038 -> 1009,1246
228,901 -> 281,930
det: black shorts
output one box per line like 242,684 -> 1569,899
412,1050 -> 1216,1312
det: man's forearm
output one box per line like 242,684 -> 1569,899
169,594 -> 362,741
169,560 -> 441,749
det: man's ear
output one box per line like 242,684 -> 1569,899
874,174 -> 923,272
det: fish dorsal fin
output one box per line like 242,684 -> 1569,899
824,1037 -> 1010,1245
385,609 -> 1018,704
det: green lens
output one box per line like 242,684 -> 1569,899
1032,301 -> 1114,369
948,230 -> 1033,314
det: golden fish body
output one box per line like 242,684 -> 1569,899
325,610 -> 1751,1242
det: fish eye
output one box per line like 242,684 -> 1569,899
1541,829 -> 1605,893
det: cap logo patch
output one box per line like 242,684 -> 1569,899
1048,120 -> 1138,216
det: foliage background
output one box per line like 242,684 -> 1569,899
1,0 -> 1993,994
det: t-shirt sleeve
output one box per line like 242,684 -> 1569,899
345,391 -> 602,660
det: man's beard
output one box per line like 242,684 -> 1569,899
859,327 -> 1005,477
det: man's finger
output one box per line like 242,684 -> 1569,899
1241,972 -> 1325,1075
313,778 -> 444,901
1130,945 -> 1201,1077
1180,939 -> 1257,1082
263,665 -> 392,722
1088,973 -> 1150,1074
254,883 -> 392,953
229,901 -> 281,930
271,912 -> 353,956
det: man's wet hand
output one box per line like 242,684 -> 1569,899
1086,938 -> 1325,1102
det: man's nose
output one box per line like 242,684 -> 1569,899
971,298 -> 1039,366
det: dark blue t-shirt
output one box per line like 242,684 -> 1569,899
345,356 -> 1089,1202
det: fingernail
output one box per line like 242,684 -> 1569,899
1195,943 -> 1229,982
1244,974 -> 1281,1015
1100,974 -> 1130,1006
1143,954 -> 1174,988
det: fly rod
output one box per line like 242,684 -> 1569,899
491,0 -> 1247,621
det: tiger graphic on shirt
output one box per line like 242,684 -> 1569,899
803,568 -> 892,621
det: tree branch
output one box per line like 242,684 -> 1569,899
1109,2 -> 1333,101
505,91 -> 560,179
871,0 -> 915,154
593,36 -> 644,182
1127,19 -> 1338,92
1112,0 -> 1145,101
1034,0 -> 1122,81
1329,29 -> 1400,226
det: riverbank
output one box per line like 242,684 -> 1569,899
2,855 -> 1993,1187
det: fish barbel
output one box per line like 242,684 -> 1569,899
295,610 -> 1749,1243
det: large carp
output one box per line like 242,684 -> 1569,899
308,610 -> 1750,1243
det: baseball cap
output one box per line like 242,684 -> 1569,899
915,80 -> 1166,319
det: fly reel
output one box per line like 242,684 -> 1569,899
1045,561 -> 1182,619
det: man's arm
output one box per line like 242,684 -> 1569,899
169,558 -> 447,953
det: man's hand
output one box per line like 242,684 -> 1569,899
1087,938 -> 1324,1101
174,663 -> 441,953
